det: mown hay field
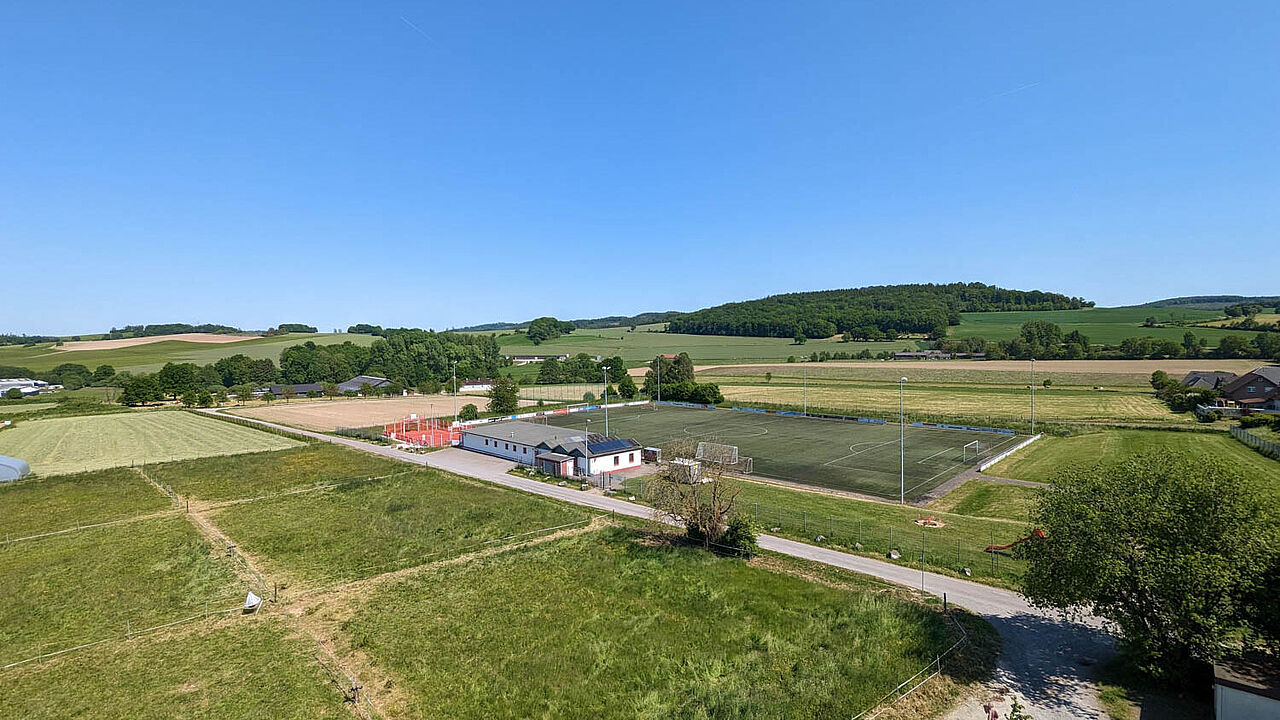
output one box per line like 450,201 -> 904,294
0,411 -> 302,476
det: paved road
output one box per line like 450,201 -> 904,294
204,409 -> 1111,719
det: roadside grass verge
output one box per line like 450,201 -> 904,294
0,617 -> 345,720
146,443 -> 403,501
925,481 -> 1041,522
0,411 -> 302,476
0,467 -> 170,538
324,525 -> 986,719
987,429 -> 1280,497
0,515 -> 242,665
209,468 -> 588,587
621,475 -> 1030,588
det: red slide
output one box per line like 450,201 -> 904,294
985,528 -> 1045,552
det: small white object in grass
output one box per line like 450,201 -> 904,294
243,590 -> 262,613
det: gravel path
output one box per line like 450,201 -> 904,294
203,409 -> 1112,719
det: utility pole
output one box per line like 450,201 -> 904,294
583,419 -> 591,478
602,366 -> 611,436
899,377 -> 907,505
1030,358 -> 1036,436
452,361 -> 458,420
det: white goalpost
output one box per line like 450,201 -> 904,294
962,440 -> 982,462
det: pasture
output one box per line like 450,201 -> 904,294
322,526 -> 981,719
145,443 -> 403,501
925,481 -> 1041,522
542,404 -> 1022,501
0,411 -> 302,476
986,429 -> 1280,494
949,306 -> 1241,345
0,467 -> 169,538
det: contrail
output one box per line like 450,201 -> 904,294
992,81 -> 1041,99
400,16 -> 436,44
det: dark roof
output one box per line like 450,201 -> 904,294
263,383 -> 325,395
1215,652 -> 1280,701
338,375 -> 390,391
587,438 -> 640,454
463,420 -> 588,447
1253,366 -> 1280,384
1222,367 -> 1280,398
1181,371 -> 1237,389
536,452 -> 573,462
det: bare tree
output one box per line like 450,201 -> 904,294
648,437 -> 751,552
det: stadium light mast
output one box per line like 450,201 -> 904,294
899,377 -> 908,505
451,361 -> 458,420
1030,358 -> 1036,436
601,365 -> 611,436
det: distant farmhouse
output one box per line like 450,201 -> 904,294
338,375 -> 391,394
1219,366 -> 1280,412
507,354 -> 569,365
892,351 -> 985,360
1181,371 -> 1238,391
253,375 -> 394,398
459,420 -> 641,477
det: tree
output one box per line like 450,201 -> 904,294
764,372 -> 772,383
196,390 -> 214,408
214,387 -> 229,405
487,376 -> 520,414
527,316 -> 575,345
261,391 -> 275,405
649,438 -> 756,554
1214,335 -> 1251,359
231,384 -> 256,405
1019,453 -> 1276,680
458,403 -> 479,421
180,390 -> 198,407
156,362 -> 200,400
281,386 -> 297,403
91,364 -> 116,384
359,382 -> 374,397
322,382 -> 339,399
793,331 -> 807,345
583,391 -> 596,403
617,374 -> 638,399
536,358 -> 564,384
118,374 -> 163,406
5,388 -> 22,399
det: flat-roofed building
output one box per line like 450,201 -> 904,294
459,420 -> 642,476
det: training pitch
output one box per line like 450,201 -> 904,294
543,404 -> 1024,501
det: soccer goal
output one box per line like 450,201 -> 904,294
962,440 -> 983,462
696,441 -> 739,466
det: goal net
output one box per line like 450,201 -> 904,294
696,442 -> 739,466
962,440 -> 983,462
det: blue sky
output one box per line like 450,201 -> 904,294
2,2 -> 1277,334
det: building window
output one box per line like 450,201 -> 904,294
614,455 -> 620,466
629,453 -> 634,462
1247,386 -> 1257,393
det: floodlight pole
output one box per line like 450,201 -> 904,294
601,366 -> 611,436
452,361 -> 458,420
1030,358 -> 1036,436
899,377 -> 907,505
583,419 -> 591,478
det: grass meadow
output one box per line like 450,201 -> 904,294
208,468 -> 589,587
0,411 -> 302,476
949,306 -> 1238,345
145,442 -> 403,501
0,515 -> 243,665
327,526 -> 981,720
0,467 -> 170,538
987,429 -> 1280,495
0,618 -> 344,720
925,481 -> 1041,522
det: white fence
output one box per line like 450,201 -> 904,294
978,433 -> 1042,472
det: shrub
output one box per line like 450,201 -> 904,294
458,404 -> 479,421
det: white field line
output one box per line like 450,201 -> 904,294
823,438 -> 900,467
916,445 -> 957,464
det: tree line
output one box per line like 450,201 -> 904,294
665,283 -> 1091,340
937,320 -> 1280,361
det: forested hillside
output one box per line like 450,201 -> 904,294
665,283 -> 1091,339
279,328 -> 505,386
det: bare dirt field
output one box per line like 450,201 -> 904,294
229,395 -> 536,431
58,333 -> 262,351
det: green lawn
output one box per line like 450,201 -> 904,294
0,411 -> 302,476
949,307 -> 1239,346
331,526 -> 973,719
926,481 -> 1041,522
0,333 -> 377,374
0,467 -> 169,538
0,618 -> 345,720
146,443 -> 403,501
0,515 -> 243,664
0,402 -> 57,415
988,430 -> 1280,494
210,468 -> 588,586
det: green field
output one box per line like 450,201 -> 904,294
0,411 -> 303,476
950,307 -> 1241,345
544,404 -> 1022,501
0,515 -> 243,664
145,442 -> 402,501
925,481 -> 1041,522
208,467 -> 588,587
0,467 -> 170,538
0,618 -> 344,720
988,429 -> 1280,494
0,402 -> 57,415
0,333 -> 377,374
329,526 -> 978,719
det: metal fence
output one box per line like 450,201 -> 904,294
1231,426 -> 1280,460
618,476 -> 1027,586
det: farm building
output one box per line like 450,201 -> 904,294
0,378 -> 52,397
459,420 -> 642,476
1220,366 -> 1280,411
0,454 -> 31,482
338,375 -> 391,393
1181,371 -> 1238,390
258,382 -> 325,397
507,354 -> 569,365
459,379 -> 495,392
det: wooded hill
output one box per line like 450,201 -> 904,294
665,283 -> 1092,340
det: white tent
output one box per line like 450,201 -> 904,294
0,455 -> 30,482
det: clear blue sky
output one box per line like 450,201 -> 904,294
2,2 -> 1277,335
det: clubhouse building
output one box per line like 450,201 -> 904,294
459,420 -> 642,477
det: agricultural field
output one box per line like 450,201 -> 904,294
494,325 -> 922,365
544,404 -> 1023,501
145,443 -> 403,501
949,306 -> 1243,345
230,394 -> 537,432
316,526 -> 985,719
0,515 -> 243,665
209,467 -> 588,587
0,402 -> 57,415
0,618 -> 345,720
0,467 -> 169,538
711,380 -> 1178,426
986,429 -> 1280,494
0,411 -> 302,476
0,332 -> 377,374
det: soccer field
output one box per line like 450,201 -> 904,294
543,404 -> 1024,501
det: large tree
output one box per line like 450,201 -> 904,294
1019,452 -> 1277,680
487,376 -> 520,414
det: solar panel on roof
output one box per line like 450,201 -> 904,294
587,438 -> 634,454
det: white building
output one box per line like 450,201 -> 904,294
1215,655 -> 1280,720
459,420 -> 642,476
0,378 -> 48,397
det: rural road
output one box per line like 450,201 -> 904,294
203,409 -> 1112,719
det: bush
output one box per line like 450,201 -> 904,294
718,514 -> 759,556
5,388 -> 21,400
458,404 -> 480,421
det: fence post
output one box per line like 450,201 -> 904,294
803,511 -> 807,533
